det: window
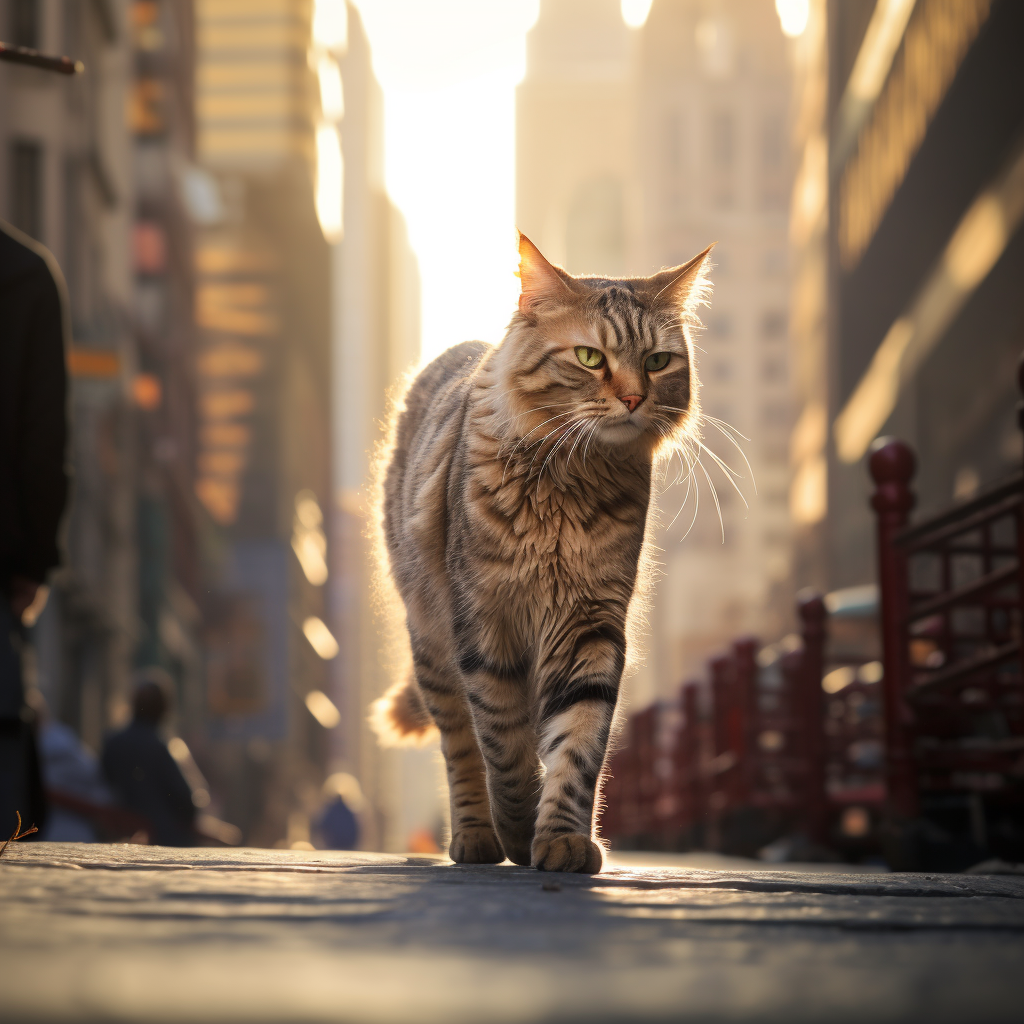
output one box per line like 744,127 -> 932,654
62,0 -> 80,55
10,141 -> 43,241
760,310 -> 787,341
761,358 -> 787,383
10,0 -> 39,48
63,157 -> 84,319
758,113 -> 787,210
762,249 -> 785,276
761,403 -> 790,428
662,109 -> 686,216
665,110 -> 685,174
707,109 -> 736,208
707,313 -> 734,340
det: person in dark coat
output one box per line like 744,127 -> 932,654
102,676 -> 197,846
0,222 -> 70,839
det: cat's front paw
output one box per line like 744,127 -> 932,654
449,827 -> 504,865
532,833 -> 603,873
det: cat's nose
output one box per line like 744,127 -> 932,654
619,394 -> 645,413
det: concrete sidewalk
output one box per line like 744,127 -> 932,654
2,842 -> 1023,1023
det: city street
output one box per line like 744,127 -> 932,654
3,842 -> 1023,1023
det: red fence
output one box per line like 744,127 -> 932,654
601,592 -> 885,857
601,363 -> 1024,867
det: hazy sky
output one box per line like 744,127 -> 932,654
352,0 -> 540,362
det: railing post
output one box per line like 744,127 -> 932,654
681,682 -> 703,847
708,655 -> 732,850
869,437 -> 919,821
733,637 -> 759,809
796,590 -> 828,845
1016,353 -> 1024,686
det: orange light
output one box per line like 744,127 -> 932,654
68,348 -> 120,378
133,221 -> 166,274
132,373 -> 162,410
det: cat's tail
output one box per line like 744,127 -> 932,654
369,674 -> 438,747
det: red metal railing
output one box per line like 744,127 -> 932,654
601,361 -> 1024,864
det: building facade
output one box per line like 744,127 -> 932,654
791,0 -> 1024,594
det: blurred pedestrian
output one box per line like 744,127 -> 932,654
102,673 -> 197,846
28,690 -> 115,842
316,772 -> 363,850
0,221 -> 70,839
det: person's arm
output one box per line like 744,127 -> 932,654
155,745 -> 198,823
14,264 -> 68,588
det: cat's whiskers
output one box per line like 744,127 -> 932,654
499,402 -> 576,452
501,408 -> 576,485
692,451 -> 725,543
581,417 -> 603,467
526,417 -> 581,479
701,415 -> 757,495
692,439 -> 749,509
535,418 -> 588,498
665,442 -> 699,539
565,415 -> 597,466
646,417 -> 707,543
654,404 -> 756,506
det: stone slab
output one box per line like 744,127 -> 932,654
2,843 -> 1023,1023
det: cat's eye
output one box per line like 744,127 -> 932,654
575,346 -> 605,369
644,351 -> 671,372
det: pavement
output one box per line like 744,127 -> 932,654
2,842 -> 1023,1024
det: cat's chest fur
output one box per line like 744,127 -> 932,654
463,447 -> 651,606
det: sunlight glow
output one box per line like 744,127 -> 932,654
944,194 -> 1006,289
303,616 -> 340,660
621,0 -> 653,30
822,666 -> 856,694
774,0 -> 809,38
846,0 -> 916,102
834,317 -> 912,463
317,55 -> 344,122
292,488 -> 329,586
354,1 -> 541,361
305,689 -> 342,728
313,0 -> 348,52
315,123 -> 343,244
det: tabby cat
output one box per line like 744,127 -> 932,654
374,233 -> 713,873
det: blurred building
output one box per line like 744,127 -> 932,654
329,3 -> 428,853
187,0 -> 339,847
790,0 -> 1024,593
517,0 -> 795,700
2,0 -> 137,750
125,0 -> 205,765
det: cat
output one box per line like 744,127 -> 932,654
373,233 -> 713,873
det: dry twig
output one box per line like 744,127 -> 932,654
0,811 -> 38,859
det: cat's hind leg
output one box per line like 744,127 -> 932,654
412,644 -> 503,864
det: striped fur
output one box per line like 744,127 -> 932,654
375,234 -> 713,872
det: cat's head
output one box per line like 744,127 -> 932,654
495,233 -> 712,461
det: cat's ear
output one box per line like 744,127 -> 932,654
517,231 -> 572,317
648,244 -> 715,314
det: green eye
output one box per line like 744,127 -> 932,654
575,346 -> 605,369
644,351 -> 671,372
